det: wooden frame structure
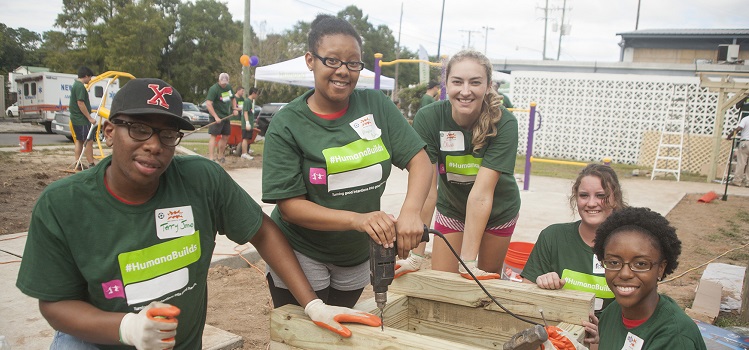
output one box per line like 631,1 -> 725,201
270,270 -> 594,349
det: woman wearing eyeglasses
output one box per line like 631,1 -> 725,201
261,14 -> 432,308
594,207 -> 706,350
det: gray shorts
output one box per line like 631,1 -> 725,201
267,250 -> 370,291
208,119 -> 231,135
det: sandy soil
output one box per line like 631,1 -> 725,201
1,139 -> 747,349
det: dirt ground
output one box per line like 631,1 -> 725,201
1,142 -> 748,349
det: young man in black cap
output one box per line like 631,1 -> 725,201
16,78 -> 380,349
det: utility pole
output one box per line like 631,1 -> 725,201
635,0 -> 642,30
482,26 -> 495,56
542,0 -> 549,60
242,0 -> 251,94
393,2 -> 403,100
437,0 -> 445,58
459,29 -> 481,50
556,0 -> 567,60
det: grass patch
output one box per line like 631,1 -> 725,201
513,156 -> 651,181
714,312 -> 749,328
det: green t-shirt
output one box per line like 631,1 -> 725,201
499,93 -> 514,109
262,89 -> 426,266
420,93 -> 435,109
16,156 -> 263,349
521,221 -> 614,314
231,94 -> 244,121
206,83 -> 234,118
599,295 -> 707,350
241,97 -> 255,128
412,100 -> 520,226
69,79 -> 91,125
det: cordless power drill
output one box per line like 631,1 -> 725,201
369,226 -> 430,330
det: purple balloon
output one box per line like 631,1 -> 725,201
250,56 -> 259,67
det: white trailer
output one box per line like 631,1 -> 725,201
14,72 -> 119,133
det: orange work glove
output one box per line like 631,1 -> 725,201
303,299 -> 382,338
541,326 -> 587,350
458,260 -> 500,280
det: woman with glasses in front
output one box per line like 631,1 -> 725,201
594,207 -> 706,350
261,14 -> 432,308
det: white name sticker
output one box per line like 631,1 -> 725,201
350,114 -> 381,140
621,332 -> 644,350
593,255 -> 605,274
440,131 -> 465,151
155,206 -> 196,239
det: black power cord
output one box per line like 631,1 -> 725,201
426,228 -> 541,326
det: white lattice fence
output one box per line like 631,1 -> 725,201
510,71 -> 742,177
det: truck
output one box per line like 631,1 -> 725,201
14,72 -> 119,133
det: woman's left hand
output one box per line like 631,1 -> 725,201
582,312 -> 599,344
394,212 -> 424,258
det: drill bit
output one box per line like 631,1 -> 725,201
539,308 -> 548,328
380,308 -> 384,331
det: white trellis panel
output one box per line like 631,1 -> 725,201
510,71 -> 742,176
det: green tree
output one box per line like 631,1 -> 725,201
0,24 -> 43,76
166,0 -> 241,102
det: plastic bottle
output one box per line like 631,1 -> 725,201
0,335 -> 11,349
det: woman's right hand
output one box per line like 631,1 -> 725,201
354,211 -> 396,248
536,272 -> 565,289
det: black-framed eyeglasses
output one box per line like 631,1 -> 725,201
110,119 -> 184,147
311,53 -> 365,71
601,258 -> 661,273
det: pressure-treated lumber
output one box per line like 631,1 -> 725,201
390,269 -> 593,324
270,270 -> 594,349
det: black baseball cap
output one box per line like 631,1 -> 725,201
109,78 -> 195,131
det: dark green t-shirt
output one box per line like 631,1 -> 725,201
16,156 -> 263,349
206,83 -> 234,118
231,94 -> 244,121
412,100 -> 520,226
599,295 -> 707,350
420,93 -> 435,109
241,97 -> 255,129
499,93 -> 514,109
69,79 -> 91,125
262,89 -> 426,266
521,221 -> 614,314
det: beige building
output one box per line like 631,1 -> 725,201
617,29 -> 749,64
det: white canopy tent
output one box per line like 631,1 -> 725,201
254,56 -> 395,90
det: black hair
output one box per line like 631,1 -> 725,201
235,86 -> 244,91
569,163 -> 626,213
248,87 -> 258,95
78,66 -> 94,78
593,207 -> 681,277
427,81 -> 439,89
308,14 -> 362,54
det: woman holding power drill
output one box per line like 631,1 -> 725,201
261,14 -> 432,308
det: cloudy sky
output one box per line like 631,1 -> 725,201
2,0 -> 746,62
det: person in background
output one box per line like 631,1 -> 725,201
231,85 -> 246,122
69,66 -> 96,170
262,14 -> 432,308
397,50 -> 521,280
595,207 -> 706,350
492,80 -> 514,109
16,78 -> 381,349
420,80 -> 440,109
241,87 -> 259,160
206,72 -> 237,164
727,98 -> 749,187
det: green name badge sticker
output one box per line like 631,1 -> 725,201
118,231 -> 201,285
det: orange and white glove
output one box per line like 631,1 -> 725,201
303,299 -> 382,338
458,260 -> 500,280
119,302 -> 180,350
394,252 -> 425,278
540,326 -> 588,350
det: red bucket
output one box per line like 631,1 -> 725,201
501,242 -> 534,281
19,135 -> 33,152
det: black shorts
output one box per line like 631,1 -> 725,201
208,119 -> 231,136
72,124 -> 95,141
241,128 -> 256,140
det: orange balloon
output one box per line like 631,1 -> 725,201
240,55 -> 250,67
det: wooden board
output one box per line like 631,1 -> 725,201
390,270 -> 593,324
271,270 -> 595,349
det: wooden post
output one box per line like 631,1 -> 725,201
740,263 -> 749,322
